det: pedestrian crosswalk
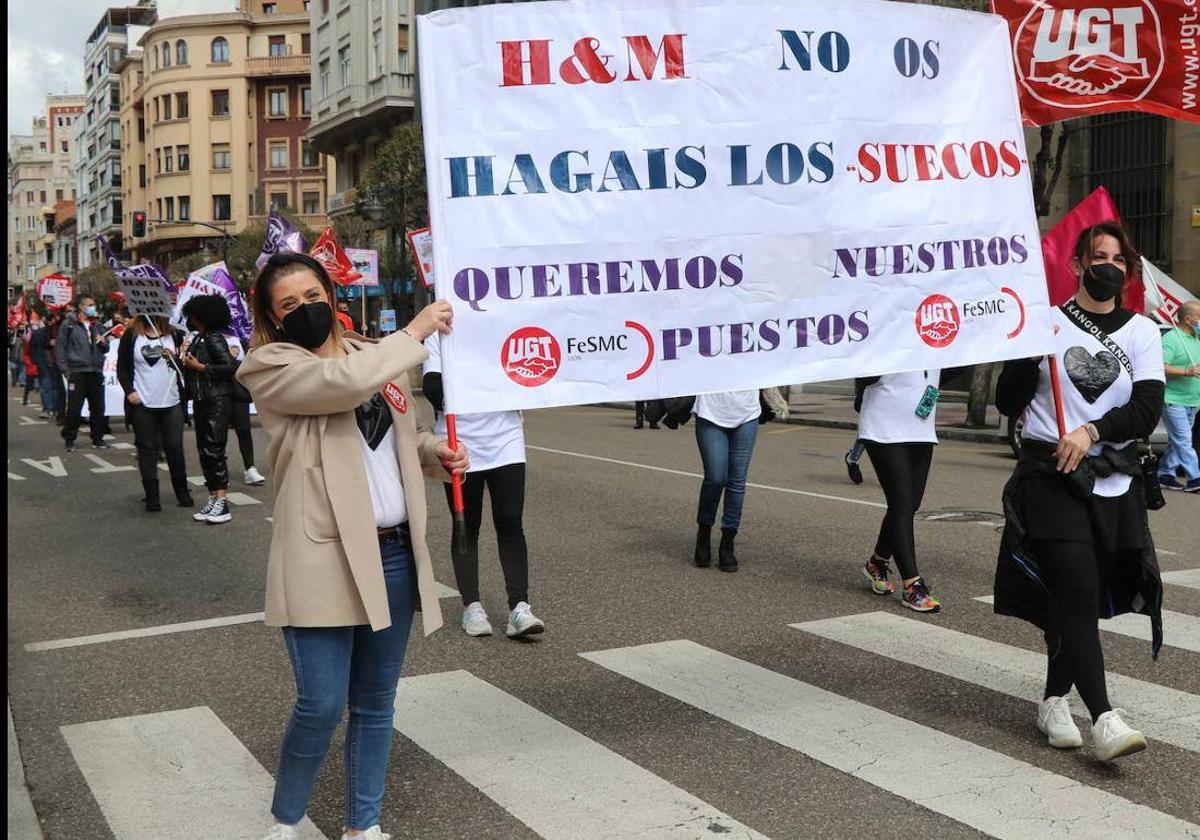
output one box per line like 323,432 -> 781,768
1163,568 -> 1200,591
54,609 -> 1200,840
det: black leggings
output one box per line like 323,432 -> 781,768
1035,539 -> 1114,722
863,441 -> 932,581
443,463 -> 529,610
130,403 -> 188,494
230,401 -> 255,469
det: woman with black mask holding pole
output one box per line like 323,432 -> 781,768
995,221 -> 1164,762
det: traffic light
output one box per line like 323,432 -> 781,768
131,211 -> 147,238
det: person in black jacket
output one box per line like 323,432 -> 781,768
55,294 -> 111,451
994,221 -> 1164,763
181,294 -> 237,524
117,315 -> 193,511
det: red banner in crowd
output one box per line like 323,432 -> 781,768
1041,186 -> 1145,311
991,0 -> 1200,125
310,227 -> 362,286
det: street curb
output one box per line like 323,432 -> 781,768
8,701 -> 44,840
595,402 -> 1006,444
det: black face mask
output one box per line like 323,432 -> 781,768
281,302 -> 333,349
1082,262 -> 1125,303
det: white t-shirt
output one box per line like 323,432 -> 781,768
359,425 -> 408,527
694,389 -> 761,428
423,337 -> 525,473
132,333 -> 181,408
1022,305 -> 1164,498
857,370 -> 941,445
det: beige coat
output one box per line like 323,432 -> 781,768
237,330 -> 446,636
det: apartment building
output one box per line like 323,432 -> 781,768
76,3 -> 157,270
7,96 -> 85,293
119,0 -> 333,266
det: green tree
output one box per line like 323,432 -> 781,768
224,209 -> 319,290
74,265 -> 118,301
166,252 -> 210,283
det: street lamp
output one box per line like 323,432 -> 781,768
150,218 -> 233,264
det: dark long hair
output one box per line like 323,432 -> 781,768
250,252 -> 343,349
1071,220 -> 1141,307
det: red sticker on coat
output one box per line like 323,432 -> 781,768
382,382 -> 408,414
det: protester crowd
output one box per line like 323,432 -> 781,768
6,218 -> 1199,840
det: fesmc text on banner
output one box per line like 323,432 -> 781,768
419,0 -> 1056,414
991,0 -> 1200,126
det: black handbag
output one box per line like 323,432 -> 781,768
1138,440 -> 1166,510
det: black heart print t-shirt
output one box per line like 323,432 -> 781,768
1023,304 -> 1164,498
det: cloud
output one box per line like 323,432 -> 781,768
6,0 -> 245,142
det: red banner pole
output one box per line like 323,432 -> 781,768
1047,356 -> 1068,439
445,413 -> 467,559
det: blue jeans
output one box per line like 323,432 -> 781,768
38,368 -> 59,413
1159,403 -> 1199,482
271,532 -> 416,830
695,417 -> 759,530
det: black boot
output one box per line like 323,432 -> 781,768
144,480 -> 162,512
718,528 -> 738,572
174,483 -> 195,507
694,525 -> 712,567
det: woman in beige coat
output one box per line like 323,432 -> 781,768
238,252 -> 467,840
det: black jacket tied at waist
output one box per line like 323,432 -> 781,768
994,439 -> 1163,659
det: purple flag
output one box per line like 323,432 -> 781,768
255,209 -> 309,271
96,235 -> 173,288
174,262 -> 254,343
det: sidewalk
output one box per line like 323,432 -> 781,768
8,701 -> 44,840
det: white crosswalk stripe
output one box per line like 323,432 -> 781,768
1162,569 -> 1200,591
393,670 -> 768,839
61,706 -> 327,839
975,596 -> 1200,654
581,640 -> 1200,840
791,611 -> 1200,753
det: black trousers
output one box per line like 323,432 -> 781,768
863,441 -> 933,581
1034,539 -> 1115,722
443,463 -> 529,610
193,396 -> 231,492
230,400 -> 255,469
61,372 -> 106,446
130,403 -> 188,497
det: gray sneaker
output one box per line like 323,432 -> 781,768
506,602 -> 545,638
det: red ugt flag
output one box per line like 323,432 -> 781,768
991,0 -> 1200,125
1041,186 -> 1145,312
310,227 -> 362,286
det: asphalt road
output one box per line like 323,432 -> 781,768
7,393 -> 1199,840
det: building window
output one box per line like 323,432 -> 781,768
339,47 -> 350,88
61,141 -> 68,153
162,95 -> 172,121
165,146 -> 174,172
212,89 -> 230,117
322,0 -> 328,13
176,39 -> 188,65
179,195 -> 191,220
301,33 -> 310,55
161,42 -> 171,68
319,60 -> 330,97
269,35 -> 287,57
176,92 -> 189,118
40,190 -> 46,204
165,196 -> 175,221
263,2 -> 277,13
212,144 -> 231,170
138,118 -> 144,141
373,29 -> 382,75
212,194 -> 231,220
302,139 -> 319,167
178,145 -> 190,171
56,189 -> 63,201
26,191 -> 33,203
270,192 -> 288,211
156,199 -> 162,220
156,148 -> 162,173
302,191 -> 320,214
398,24 -> 409,73
269,141 -> 288,169
301,86 -> 311,115
139,164 -> 146,187
268,88 -> 287,117
211,37 -> 230,63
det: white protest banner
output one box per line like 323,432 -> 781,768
407,228 -> 435,288
419,0 -> 1056,414
117,274 -> 175,318
346,248 -> 380,286
36,274 -> 74,308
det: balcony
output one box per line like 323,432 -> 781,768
327,187 -> 358,214
246,54 -> 311,79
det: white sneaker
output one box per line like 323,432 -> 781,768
506,601 -> 545,638
1036,696 -> 1082,749
341,826 -> 391,840
261,824 -> 298,840
193,496 -> 217,521
461,601 -> 493,637
245,466 -> 266,486
1091,709 -> 1147,761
